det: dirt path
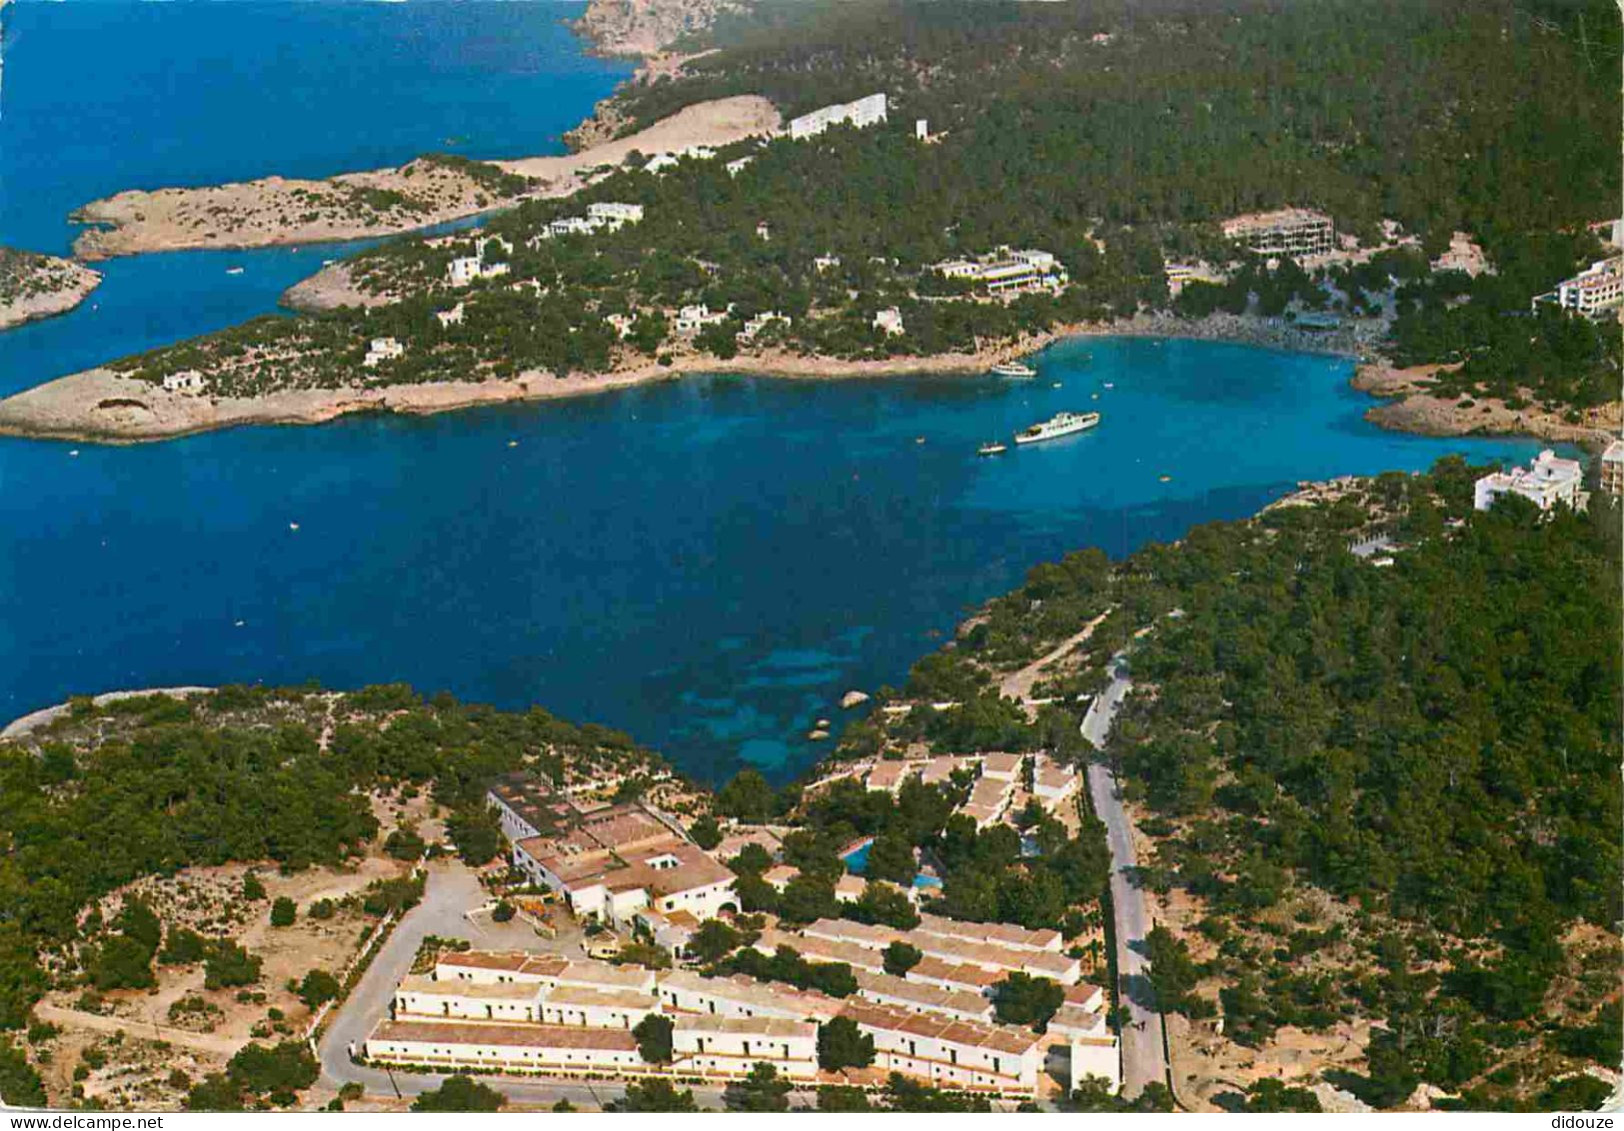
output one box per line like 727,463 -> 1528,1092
34,1002 -> 244,1058
997,609 -> 1112,705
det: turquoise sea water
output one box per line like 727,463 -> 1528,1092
0,338 -> 1551,784
0,0 -> 631,391
0,4 -> 1554,786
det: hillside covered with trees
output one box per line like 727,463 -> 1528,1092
99,0 -> 1619,422
818,461 -> 1621,1110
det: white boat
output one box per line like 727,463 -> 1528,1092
225,266 -> 244,275
991,361 -> 1037,378
1014,411 -> 1100,445
978,441 -> 1008,456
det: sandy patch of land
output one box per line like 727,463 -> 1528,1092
1353,360 -> 1621,445
70,96 -> 779,261
496,94 -> 778,180
0,248 -> 102,330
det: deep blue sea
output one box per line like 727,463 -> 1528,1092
0,0 -> 632,392
0,4 -> 1553,786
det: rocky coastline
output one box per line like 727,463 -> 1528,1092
0,249 -> 102,331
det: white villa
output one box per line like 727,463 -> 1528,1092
789,93 -> 888,141
1473,450 -> 1584,513
933,248 -> 1066,295
873,307 -> 905,336
435,302 -> 465,328
363,337 -> 405,368
161,369 -> 204,393
674,304 -> 730,336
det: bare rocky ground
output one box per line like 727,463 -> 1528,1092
0,249 -> 102,330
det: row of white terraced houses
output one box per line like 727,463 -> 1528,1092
364,948 -> 1118,1097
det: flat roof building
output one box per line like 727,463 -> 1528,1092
1221,209 -> 1335,258
1473,450 -> 1584,514
789,93 -> 888,141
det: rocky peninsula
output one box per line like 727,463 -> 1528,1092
70,97 -> 778,261
0,248 -> 102,330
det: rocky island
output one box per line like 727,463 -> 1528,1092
0,248 -> 102,331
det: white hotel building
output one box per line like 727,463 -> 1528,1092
1473,450 -> 1584,513
789,93 -> 888,141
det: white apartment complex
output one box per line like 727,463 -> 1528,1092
934,248 -> 1067,295
1473,449 -> 1584,513
789,93 -> 888,141
1221,209 -> 1336,258
1538,256 -> 1624,317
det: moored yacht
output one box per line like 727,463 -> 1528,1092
990,361 -> 1037,378
1014,411 -> 1100,445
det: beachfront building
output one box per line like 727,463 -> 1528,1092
737,311 -> 791,343
839,1000 -> 1047,1097
1163,261 -> 1227,296
672,1016 -> 819,1081
874,307 -> 905,336
1473,450 -> 1584,514
933,248 -> 1067,295
1533,256 -> 1624,318
605,312 -> 635,340
161,369 -> 204,393
363,337 -> 405,368
789,93 -> 888,141
675,304 -> 730,336
1600,439 -> 1624,495
1221,209 -> 1336,258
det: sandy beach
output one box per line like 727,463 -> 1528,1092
69,96 -> 779,261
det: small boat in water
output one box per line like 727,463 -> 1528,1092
978,441 -> 1008,456
991,361 -> 1037,378
1014,411 -> 1101,445
1102,382 -> 1114,389
225,266 -> 244,275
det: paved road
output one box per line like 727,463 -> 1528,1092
315,860 -> 738,1110
1080,653 -> 1169,1099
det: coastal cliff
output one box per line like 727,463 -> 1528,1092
574,0 -> 746,56
0,248 -> 102,331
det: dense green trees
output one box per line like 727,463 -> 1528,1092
724,1062 -> 794,1112
633,1014 -> 674,1063
410,1075 -> 506,1112
992,973 -> 1065,1031
615,1077 -> 699,1112
0,685 -> 657,1033
816,1016 -> 875,1070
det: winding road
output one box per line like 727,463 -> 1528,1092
1080,652 -> 1170,1099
